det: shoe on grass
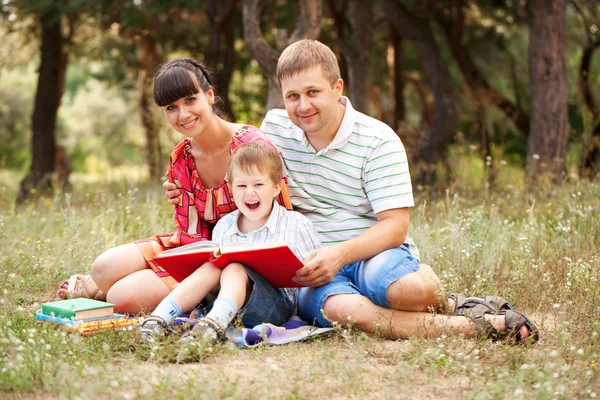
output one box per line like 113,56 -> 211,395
179,317 -> 226,346
139,316 -> 167,344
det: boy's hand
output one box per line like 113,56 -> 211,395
293,246 -> 344,287
163,180 -> 181,205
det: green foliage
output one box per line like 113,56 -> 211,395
0,66 -> 35,170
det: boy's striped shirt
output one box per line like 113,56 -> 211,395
261,97 -> 417,256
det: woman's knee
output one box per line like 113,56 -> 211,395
107,271 -> 169,314
91,243 -> 147,286
90,251 -> 111,281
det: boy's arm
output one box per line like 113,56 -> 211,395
293,207 -> 409,287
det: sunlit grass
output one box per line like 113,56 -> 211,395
0,165 -> 598,398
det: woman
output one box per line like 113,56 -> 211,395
58,58 -> 292,314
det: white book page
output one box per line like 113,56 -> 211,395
218,241 -> 288,255
158,241 -> 219,256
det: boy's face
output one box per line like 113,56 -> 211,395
281,65 -> 343,140
230,165 -> 281,228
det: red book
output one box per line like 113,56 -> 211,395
153,241 -> 305,288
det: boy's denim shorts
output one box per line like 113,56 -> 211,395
195,267 -> 293,328
297,244 -> 420,327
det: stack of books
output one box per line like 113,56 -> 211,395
36,298 -> 134,335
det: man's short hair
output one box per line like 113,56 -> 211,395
228,141 -> 283,185
277,39 -> 341,87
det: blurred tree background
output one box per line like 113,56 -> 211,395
0,0 -> 598,204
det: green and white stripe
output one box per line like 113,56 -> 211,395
262,98 -> 416,250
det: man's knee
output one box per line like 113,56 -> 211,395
322,295 -> 368,325
387,263 -> 443,310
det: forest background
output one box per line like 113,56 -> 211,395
1,1 -> 600,399
1,0 -> 599,201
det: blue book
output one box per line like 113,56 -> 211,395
35,309 -> 134,335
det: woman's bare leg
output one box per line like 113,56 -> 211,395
91,243 -> 150,293
107,269 -> 171,314
91,243 -> 170,314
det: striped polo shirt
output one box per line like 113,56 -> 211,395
261,97 -> 418,256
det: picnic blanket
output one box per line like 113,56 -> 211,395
173,315 -> 332,348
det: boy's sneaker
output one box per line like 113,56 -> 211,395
139,316 -> 167,344
179,317 -> 226,346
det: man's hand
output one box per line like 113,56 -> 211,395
293,245 -> 345,287
163,180 -> 181,206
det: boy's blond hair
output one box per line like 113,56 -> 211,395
277,39 -> 341,87
228,141 -> 283,185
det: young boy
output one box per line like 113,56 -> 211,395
139,141 -> 321,344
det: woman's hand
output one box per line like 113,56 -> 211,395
163,180 -> 182,206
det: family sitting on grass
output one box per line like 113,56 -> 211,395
57,40 -> 539,346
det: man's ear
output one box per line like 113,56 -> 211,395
335,78 -> 344,98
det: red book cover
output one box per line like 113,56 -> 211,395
154,241 -> 305,288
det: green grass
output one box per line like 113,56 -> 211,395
0,167 -> 599,399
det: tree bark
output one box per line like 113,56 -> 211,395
138,33 -> 163,182
578,41 -> 600,178
388,21 -> 406,129
383,0 -> 457,185
324,0 -> 350,85
526,0 -> 569,181
17,11 -> 67,204
339,0 -> 373,113
206,0 -> 238,121
242,0 -> 322,112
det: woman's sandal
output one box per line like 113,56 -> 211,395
179,317 -> 227,346
57,274 -> 106,301
464,307 -> 540,345
449,293 -> 514,316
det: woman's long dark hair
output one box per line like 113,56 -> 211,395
152,58 -> 214,107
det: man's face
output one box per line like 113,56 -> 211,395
281,65 -> 343,140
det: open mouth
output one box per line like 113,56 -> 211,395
245,200 -> 260,210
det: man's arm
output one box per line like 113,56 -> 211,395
293,207 -> 409,287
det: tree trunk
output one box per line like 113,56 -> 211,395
138,34 -> 163,182
206,0 -> 238,121
388,21 -> 406,130
17,11 -> 67,204
578,41 -> 600,178
342,0 -> 373,113
526,0 -> 568,181
242,0 -> 322,112
324,0 -> 350,86
383,0 -> 457,185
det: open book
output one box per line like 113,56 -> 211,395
153,241 -> 305,288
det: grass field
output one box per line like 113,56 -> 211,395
0,168 -> 598,399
